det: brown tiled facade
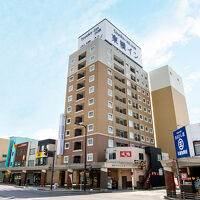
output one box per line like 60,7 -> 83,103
63,38 -> 155,166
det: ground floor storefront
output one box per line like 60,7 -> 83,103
161,157 -> 200,198
0,161 -> 163,190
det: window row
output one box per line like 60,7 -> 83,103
64,153 -> 93,164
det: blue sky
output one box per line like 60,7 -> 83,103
0,0 -> 200,139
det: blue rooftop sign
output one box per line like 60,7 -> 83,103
173,126 -> 190,158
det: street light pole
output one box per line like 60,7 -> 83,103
50,151 -> 56,191
75,122 -> 87,191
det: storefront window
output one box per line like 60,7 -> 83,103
109,152 -> 116,160
194,141 -> 200,156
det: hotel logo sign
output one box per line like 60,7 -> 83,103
173,126 -> 190,158
78,19 -> 142,66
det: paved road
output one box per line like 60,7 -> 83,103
0,184 -> 166,200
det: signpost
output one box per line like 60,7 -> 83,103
173,126 -> 190,158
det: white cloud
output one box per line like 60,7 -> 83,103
184,71 -> 200,94
33,128 -> 58,140
141,0 -> 200,68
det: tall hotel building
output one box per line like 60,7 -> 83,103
58,19 -> 155,189
149,65 -> 190,159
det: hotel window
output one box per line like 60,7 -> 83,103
90,46 -> 95,52
144,116 -> 148,122
142,90 -> 145,95
90,55 -> 95,62
127,89 -> 131,96
65,142 -> 69,149
108,126 -> 113,134
107,69 -> 112,76
146,92 -> 149,97
137,87 -> 141,92
68,85 -> 73,92
68,95 -> 72,102
70,67 -> 74,73
87,153 -> 93,162
145,126 -> 149,132
139,114 -> 143,120
148,109 -> 151,114
146,137 -> 150,143
138,95 -> 141,101
89,75 -> 95,82
108,101 -> 113,108
108,140 -> 114,147
138,104 -> 142,110
108,113 -> 113,121
69,76 -> 74,82
67,106 -> 72,113
129,132 -> 134,139
143,98 -> 146,104
66,118 -> 71,124
109,152 -> 116,160
194,141 -> 200,156
139,153 -> 144,160
88,124 -> 94,132
87,138 -> 93,146
88,111 -> 94,118
140,124 -> 144,131
108,89 -> 112,97
107,78 -> 112,86
89,65 -> 95,72
66,130 -> 70,136
141,135 -> 145,142
129,120 -> 133,127
128,109 -> 132,116
88,98 -> 94,105
127,80 -> 131,86
150,128 -> 153,133
149,118 -> 152,124
64,156 -> 69,163
89,86 -> 94,93
128,99 -> 132,105
144,107 -> 147,112
107,60 -> 111,66
151,138 -> 154,144
147,100 -> 150,106
134,134 -> 141,142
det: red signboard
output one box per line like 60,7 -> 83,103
120,151 -> 131,157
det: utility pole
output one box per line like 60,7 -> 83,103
50,151 -> 55,191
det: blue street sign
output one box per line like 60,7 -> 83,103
173,126 -> 190,158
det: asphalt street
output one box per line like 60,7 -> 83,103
0,184 -> 166,200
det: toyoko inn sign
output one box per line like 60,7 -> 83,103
78,19 -> 142,66
173,126 -> 190,158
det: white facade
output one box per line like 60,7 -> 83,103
78,19 -> 142,66
185,123 -> 200,157
26,140 -> 38,167
106,147 -> 149,167
149,65 -> 185,95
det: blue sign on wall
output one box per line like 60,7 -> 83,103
173,126 -> 190,158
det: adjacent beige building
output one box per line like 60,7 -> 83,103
149,65 -> 190,158
0,138 -> 9,162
